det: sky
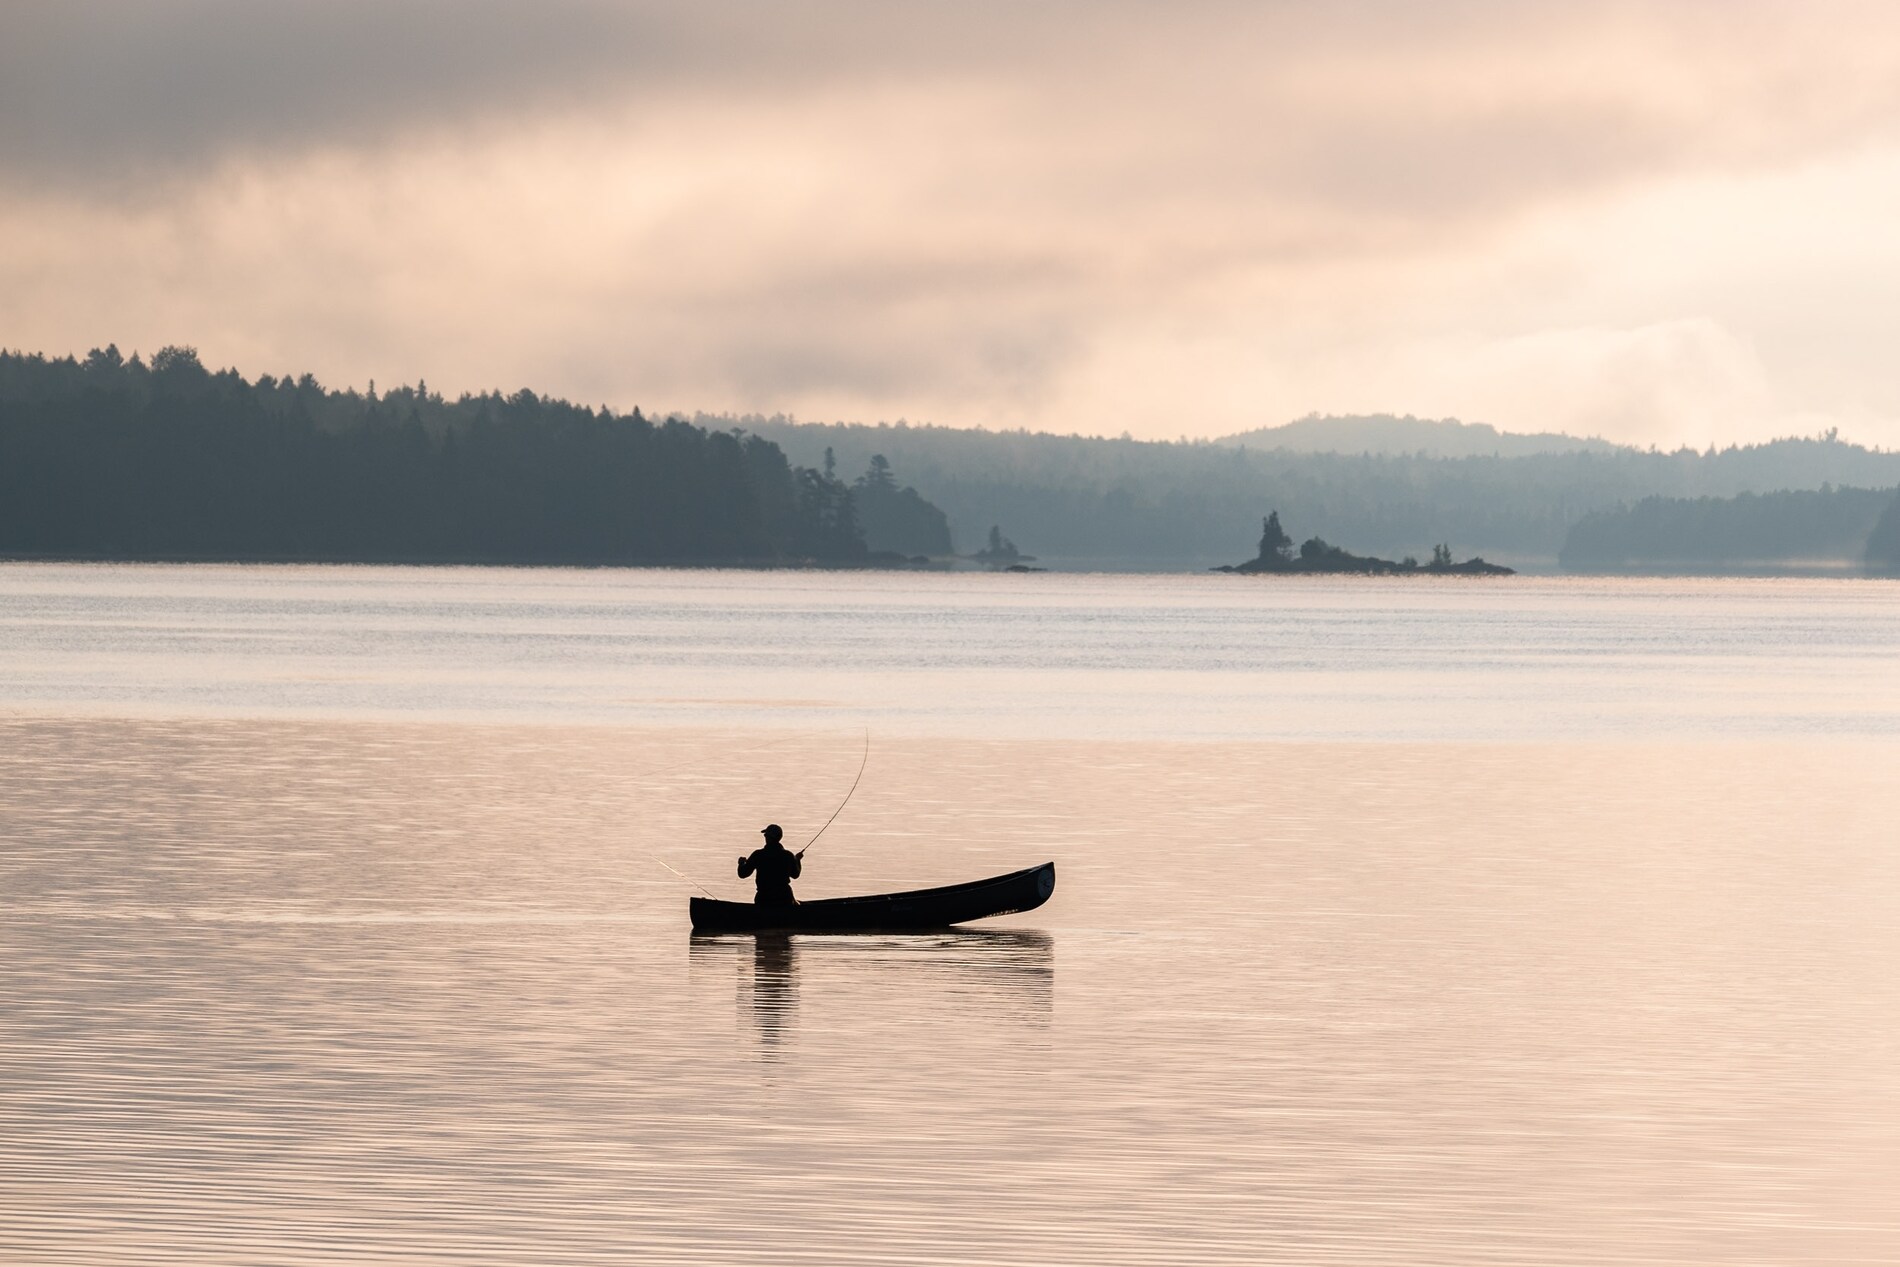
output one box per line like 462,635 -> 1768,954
7,1 -> 1900,448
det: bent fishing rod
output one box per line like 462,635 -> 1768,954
799,728 -> 870,859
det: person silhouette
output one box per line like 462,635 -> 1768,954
737,824 -> 802,907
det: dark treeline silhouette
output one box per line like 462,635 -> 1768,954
0,347 -> 880,565
11,345 -> 1892,573
728,415 -> 1900,566
1559,485 -> 1899,572
851,452 -> 953,555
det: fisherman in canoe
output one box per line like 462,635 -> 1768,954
738,824 -> 802,906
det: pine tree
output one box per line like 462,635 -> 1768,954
1258,511 -> 1292,563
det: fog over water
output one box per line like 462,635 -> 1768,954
2,564 -> 1896,1264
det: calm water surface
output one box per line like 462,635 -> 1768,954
2,564 -> 1897,1264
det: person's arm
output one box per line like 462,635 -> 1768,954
788,852 -> 802,879
737,852 -> 756,878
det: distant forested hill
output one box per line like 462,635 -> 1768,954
0,347 -> 873,565
727,415 -> 1900,568
1559,486 -> 1898,572
1217,414 -> 1620,458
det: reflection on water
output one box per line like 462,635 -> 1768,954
693,930 -> 1055,1060
750,933 -> 796,1054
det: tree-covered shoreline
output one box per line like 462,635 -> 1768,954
0,347 -> 900,567
8,346 -> 1899,575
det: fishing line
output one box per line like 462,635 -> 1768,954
799,728 -> 871,857
642,851 -> 720,900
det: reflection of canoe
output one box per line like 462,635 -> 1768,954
690,862 -> 1055,933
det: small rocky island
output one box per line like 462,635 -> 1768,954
973,525 -> 1046,571
1215,512 -> 1514,576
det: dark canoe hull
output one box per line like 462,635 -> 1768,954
690,862 -> 1055,933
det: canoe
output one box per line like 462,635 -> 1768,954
689,861 -> 1055,933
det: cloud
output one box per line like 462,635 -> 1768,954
0,1 -> 1144,188
9,2 -> 1900,444
16,2 -> 1900,201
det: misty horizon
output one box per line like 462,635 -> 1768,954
10,341 -> 1897,458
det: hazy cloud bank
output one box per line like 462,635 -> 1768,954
8,1 -> 1900,445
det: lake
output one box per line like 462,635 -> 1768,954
2,563 -> 1896,1264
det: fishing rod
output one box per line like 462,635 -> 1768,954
799,728 -> 870,858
